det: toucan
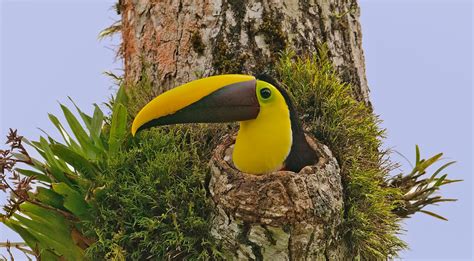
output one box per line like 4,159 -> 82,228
131,74 -> 317,175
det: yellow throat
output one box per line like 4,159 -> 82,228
232,80 -> 292,174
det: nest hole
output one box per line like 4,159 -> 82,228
209,134 -> 343,226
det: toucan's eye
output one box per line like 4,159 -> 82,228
260,88 -> 272,99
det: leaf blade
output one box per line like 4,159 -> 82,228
108,103 -> 128,155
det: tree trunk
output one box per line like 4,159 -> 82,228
121,0 -> 370,106
121,0 -> 369,259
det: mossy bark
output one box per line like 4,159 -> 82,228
121,0 -> 370,106
121,0 -> 369,259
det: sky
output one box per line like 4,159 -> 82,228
360,0 -> 472,259
0,0 -> 472,260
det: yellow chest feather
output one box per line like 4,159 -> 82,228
232,101 -> 292,174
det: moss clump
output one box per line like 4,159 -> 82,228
259,11 -> 287,54
228,0 -> 247,33
83,127 -> 222,260
276,48 -> 405,259
191,31 -> 205,55
212,38 -> 247,74
82,77 -> 230,260
211,0 -> 250,74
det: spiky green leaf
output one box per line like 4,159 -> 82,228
68,97 -> 92,131
33,187 -> 65,211
418,153 -> 443,172
434,174 -> 448,187
52,183 -> 91,220
15,168 -> 51,183
90,104 -> 106,151
430,161 -> 456,180
108,103 -> 127,155
50,143 -> 99,180
113,86 -> 128,109
48,113 -> 82,153
60,104 -> 101,159
415,145 -> 420,166
419,210 -> 448,221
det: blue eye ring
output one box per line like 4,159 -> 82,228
260,88 -> 271,99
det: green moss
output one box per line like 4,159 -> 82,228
212,38 -> 247,74
210,1 -> 250,74
211,2 -> 288,74
259,11 -> 287,54
228,0 -> 247,32
276,47 -> 405,259
82,76 -> 229,260
84,128 -> 222,260
191,31 -> 205,55
228,0 -> 246,21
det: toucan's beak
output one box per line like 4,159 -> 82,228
131,74 -> 259,136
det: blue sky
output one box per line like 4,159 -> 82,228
1,0 -> 472,260
360,1 -> 472,259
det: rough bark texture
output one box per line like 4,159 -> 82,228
209,135 -> 349,260
121,0 -> 370,105
121,0 -> 369,259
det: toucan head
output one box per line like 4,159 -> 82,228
132,75 -> 284,135
131,74 -> 317,174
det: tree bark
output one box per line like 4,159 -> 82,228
121,0 -> 370,105
209,135 -> 348,259
121,0 -> 369,259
